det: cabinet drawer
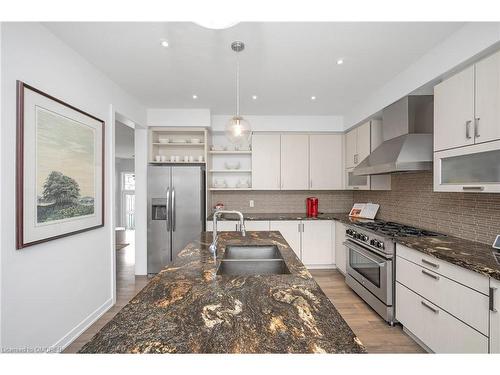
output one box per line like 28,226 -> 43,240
396,256 -> 489,335
396,244 -> 489,294
396,283 -> 488,353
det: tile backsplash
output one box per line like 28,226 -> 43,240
354,172 -> 500,245
211,190 -> 354,214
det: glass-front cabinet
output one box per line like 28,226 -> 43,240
434,140 -> 500,193
345,167 -> 370,190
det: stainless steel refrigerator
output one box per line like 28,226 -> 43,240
147,165 -> 205,274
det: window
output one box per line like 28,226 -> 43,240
122,172 -> 135,191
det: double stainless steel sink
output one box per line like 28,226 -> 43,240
216,245 -> 290,275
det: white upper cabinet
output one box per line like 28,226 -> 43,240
252,133 -> 281,190
309,134 -> 343,190
301,221 -> 334,267
345,129 -> 357,168
433,50 -> 500,193
280,134 -> 309,190
475,50 -> 500,144
434,66 -> 475,151
344,121 -> 370,167
434,50 -> 500,152
356,121 -> 371,164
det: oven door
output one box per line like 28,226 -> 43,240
345,240 -> 392,305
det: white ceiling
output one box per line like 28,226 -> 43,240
44,22 -> 465,115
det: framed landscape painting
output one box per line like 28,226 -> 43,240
16,81 -> 104,249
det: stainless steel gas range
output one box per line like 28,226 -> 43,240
344,220 -> 444,325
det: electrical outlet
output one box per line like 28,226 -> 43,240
249,200 -> 254,208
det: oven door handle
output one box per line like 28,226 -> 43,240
343,241 -> 387,266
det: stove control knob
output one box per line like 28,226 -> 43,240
377,242 -> 384,249
370,239 -> 375,246
362,235 -> 368,242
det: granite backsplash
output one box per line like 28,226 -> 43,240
354,172 -> 500,245
210,190 -> 354,214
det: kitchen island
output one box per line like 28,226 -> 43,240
79,231 -> 366,353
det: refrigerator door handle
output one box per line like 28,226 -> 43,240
166,187 -> 171,231
172,188 -> 176,232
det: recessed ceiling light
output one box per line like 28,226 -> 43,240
252,95 -> 258,100
311,96 -> 317,101
336,58 -> 344,65
192,94 -> 198,99
195,21 -> 239,30
160,40 -> 169,48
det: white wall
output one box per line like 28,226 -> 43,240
211,115 -> 344,132
115,121 -> 135,159
134,128 -> 149,275
147,108 -> 211,127
0,23 -> 146,351
344,22 -> 500,129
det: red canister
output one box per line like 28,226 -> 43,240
306,197 -> 319,217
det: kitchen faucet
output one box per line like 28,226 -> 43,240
209,210 -> 246,257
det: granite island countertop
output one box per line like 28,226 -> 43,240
79,231 -> 366,353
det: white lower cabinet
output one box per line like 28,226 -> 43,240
396,282 -> 488,353
206,221 -> 240,232
396,244 -> 490,353
269,221 -> 302,258
270,220 -> 335,268
244,221 -> 270,231
491,278 -> 500,353
334,222 -> 347,275
207,220 -> 270,232
301,221 -> 334,268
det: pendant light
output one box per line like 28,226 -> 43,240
225,41 -> 251,145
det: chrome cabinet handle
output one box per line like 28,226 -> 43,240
166,187 -> 171,231
298,223 -> 301,233
474,117 -> 480,138
421,300 -> 439,314
490,287 -> 498,312
465,120 -> 472,139
421,269 -> 440,280
421,258 -> 439,268
172,188 -> 176,231
462,186 -> 484,191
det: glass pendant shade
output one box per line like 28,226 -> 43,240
225,116 -> 251,145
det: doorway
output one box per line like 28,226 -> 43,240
114,120 -> 139,302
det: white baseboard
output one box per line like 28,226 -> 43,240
306,264 -> 337,270
51,298 -> 114,353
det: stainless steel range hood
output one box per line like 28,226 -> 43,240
353,95 -> 434,176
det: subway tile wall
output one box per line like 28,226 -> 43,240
211,190 -> 354,214
354,172 -> 500,245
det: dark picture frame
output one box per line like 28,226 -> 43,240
16,81 -> 105,249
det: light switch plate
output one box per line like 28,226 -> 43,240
249,200 -> 254,208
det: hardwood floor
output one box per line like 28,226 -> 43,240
63,231 -> 149,353
311,269 -> 425,353
64,238 -> 423,353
